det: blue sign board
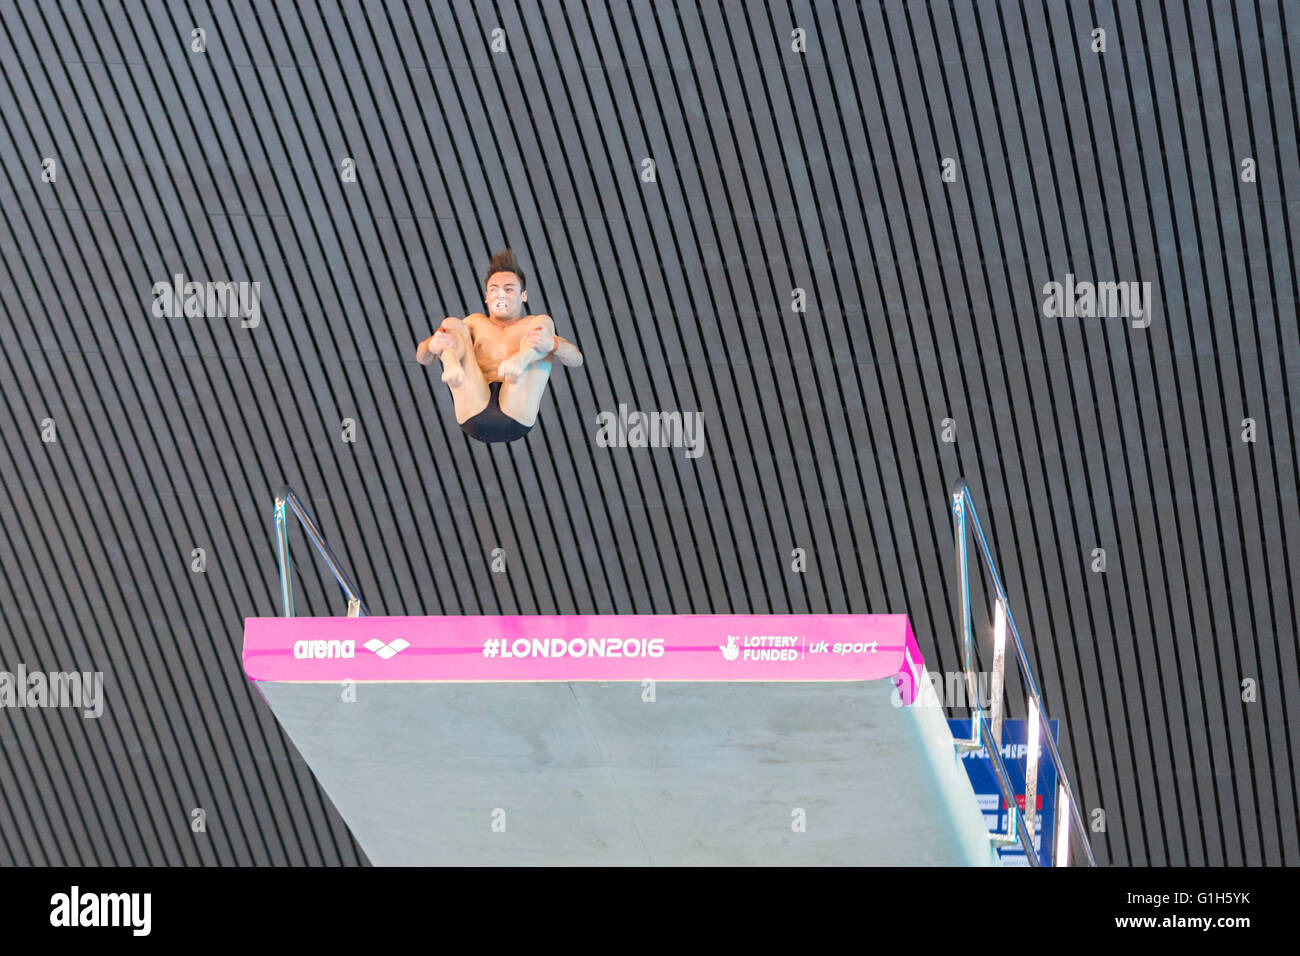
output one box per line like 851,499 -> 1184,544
949,718 -> 1060,866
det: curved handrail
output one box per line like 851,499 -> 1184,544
273,487 -> 369,617
950,479 -> 1096,867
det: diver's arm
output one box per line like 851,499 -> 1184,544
551,335 -> 583,367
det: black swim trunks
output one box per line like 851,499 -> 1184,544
461,381 -> 532,443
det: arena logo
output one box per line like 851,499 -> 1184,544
0,665 -> 103,719
151,272 -> 262,328
363,638 -> 409,659
293,639 -> 355,659
49,886 -> 150,936
594,404 -> 705,459
1041,274 -> 1153,328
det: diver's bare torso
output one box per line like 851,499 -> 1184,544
464,312 -> 530,383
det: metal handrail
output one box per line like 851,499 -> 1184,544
273,487 -> 369,617
951,479 -> 1097,867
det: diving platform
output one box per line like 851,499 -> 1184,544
242,613 -> 1000,866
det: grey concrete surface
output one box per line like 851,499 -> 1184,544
255,676 -> 999,865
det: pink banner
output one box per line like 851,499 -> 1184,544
243,614 -> 925,703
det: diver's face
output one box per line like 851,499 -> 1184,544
485,272 -> 527,319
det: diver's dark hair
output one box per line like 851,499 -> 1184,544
484,249 -> 526,290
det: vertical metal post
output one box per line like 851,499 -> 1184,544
957,489 -> 982,750
952,489 -> 982,753
1026,698 -> 1040,846
274,495 -> 294,617
990,599 -> 1007,750
1055,781 -> 1070,866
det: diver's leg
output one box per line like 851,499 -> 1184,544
417,318 -> 490,423
497,315 -> 556,381
497,357 -> 554,427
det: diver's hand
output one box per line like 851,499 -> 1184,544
415,335 -> 436,365
521,323 -> 555,353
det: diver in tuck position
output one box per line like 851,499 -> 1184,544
416,249 -> 583,443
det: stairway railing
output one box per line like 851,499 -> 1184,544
950,479 -> 1096,867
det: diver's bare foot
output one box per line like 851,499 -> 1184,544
497,325 -> 556,381
496,352 -> 529,382
434,335 -> 465,386
440,362 -> 464,387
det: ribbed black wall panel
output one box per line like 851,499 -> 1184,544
0,0 -> 1296,866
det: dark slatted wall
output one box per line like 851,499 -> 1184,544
0,0 -> 1296,866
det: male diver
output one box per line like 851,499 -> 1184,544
416,249 -> 582,443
